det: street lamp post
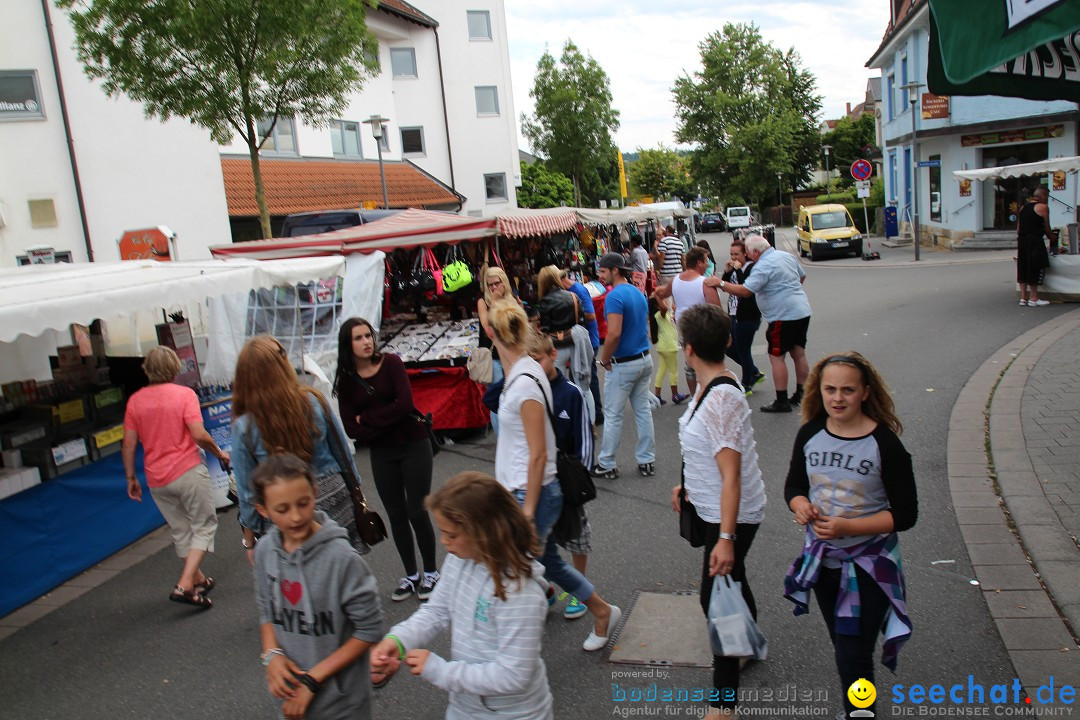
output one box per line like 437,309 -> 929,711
822,145 -> 832,199
901,81 -> 925,261
363,114 -> 391,209
777,172 -> 783,224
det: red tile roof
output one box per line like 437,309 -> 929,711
377,0 -> 436,27
220,156 -> 462,217
867,0 -> 927,66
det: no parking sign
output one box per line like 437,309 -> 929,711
851,159 -> 873,181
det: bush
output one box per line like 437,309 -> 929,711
816,191 -> 856,204
843,202 -> 880,234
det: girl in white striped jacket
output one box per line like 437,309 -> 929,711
370,472 -> 553,719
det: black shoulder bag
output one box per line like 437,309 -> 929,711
679,375 -> 739,547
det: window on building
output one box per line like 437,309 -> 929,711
257,117 -> 298,154
330,120 -> 362,158
900,56 -> 909,108
888,151 -> 897,203
484,173 -> 508,201
467,10 -> 492,40
390,48 -> 417,78
400,127 -> 425,155
929,154 -> 942,222
475,86 -> 499,115
0,70 -> 45,120
885,73 -> 895,121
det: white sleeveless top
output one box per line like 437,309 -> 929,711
671,274 -> 706,322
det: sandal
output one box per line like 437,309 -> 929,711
194,577 -> 216,595
169,586 -> 213,610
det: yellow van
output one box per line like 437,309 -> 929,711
796,204 -> 863,261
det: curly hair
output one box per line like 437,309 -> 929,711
427,472 -> 540,601
332,317 -> 381,398
801,351 -> 902,435
233,336 -> 319,462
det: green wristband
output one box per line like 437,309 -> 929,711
386,634 -> 406,660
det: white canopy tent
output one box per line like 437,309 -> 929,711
953,156 -> 1080,181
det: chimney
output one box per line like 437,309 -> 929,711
846,102 -> 852,116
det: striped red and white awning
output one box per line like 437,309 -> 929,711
496,208 -> 579,238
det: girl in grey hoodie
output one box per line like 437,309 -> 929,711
252,455 -> 383,720
371,472 -> 554,720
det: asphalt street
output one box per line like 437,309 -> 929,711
1,227 -> 1069,719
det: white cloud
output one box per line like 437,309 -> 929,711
506,1 -> 890,153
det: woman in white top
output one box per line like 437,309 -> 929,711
488,300 -> 621,652
670,303 -> 766,719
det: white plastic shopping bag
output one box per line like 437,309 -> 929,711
708,575 -> 768,660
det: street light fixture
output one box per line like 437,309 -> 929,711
362,114 -> 391,209
777,172 -> 783,224
822,145 -> 832,199
900,81 -> 925,261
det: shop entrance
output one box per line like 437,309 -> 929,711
981,142 -> 1048,229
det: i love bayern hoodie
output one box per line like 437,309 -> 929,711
255,511 -> 383,720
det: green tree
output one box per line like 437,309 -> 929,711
822,113 -> 878,188
521,41 -> 620,207
59,0 -> 379,239
628,146 -> 695,201
517,161 -> 575,209
673,23 -> 822,208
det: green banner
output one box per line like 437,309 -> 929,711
928,0 -> 1080,84
928,13 -> 1080,102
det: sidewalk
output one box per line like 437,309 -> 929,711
949,308 -> 1080,694
764,229 -> 1015,269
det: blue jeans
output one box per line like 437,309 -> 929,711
725,318 -> 761,386
597,355 -> 656,468
490,359 -> 504,435
513,483 -> 594,600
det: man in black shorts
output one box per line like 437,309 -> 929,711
1016,186 -> 1057,307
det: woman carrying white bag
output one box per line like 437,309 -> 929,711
670,304 -> 767,718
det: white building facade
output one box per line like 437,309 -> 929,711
867,1 -> 1076,247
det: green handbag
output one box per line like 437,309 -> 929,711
442,244 -> 473,293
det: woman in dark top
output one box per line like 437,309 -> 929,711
536,264 -> 581,371
333,317 -> 438,603
1016,186 -> 1056,306
721,241 -> 765,392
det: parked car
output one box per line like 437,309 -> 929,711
701,212 -> 725,233
725,206 -> 752,234
278,209 -> 402,237
796,204 -> 863,261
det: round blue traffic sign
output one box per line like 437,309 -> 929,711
851,159 -> 873,181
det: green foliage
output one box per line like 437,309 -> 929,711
822,114 -> 877,173
59,0 -> 379,238
517,161 -> 575,209
870,176 -> 886,206
673,23 -> 822,209
521,41 -> 620,207
817,191 -> 856,204
843,203 -> 880,234
628,146 -> 695,201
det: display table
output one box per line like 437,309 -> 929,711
407,367 -> 490,431
0,451 -> 164,617
1040,254 -> 1080,302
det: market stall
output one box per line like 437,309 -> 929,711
0,257 -> 346,617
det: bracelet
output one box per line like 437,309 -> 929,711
295,673 -> 321,695
260,648 -> 284,666
386,634 -> 406,661
718,531 -> 737,541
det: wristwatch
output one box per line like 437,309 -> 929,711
717,531 -> 736,541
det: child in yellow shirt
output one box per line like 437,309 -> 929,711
648,295 -> 680,405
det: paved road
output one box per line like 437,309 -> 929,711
0,229 -> 1071,718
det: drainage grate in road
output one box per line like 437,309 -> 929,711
607,590 -> 712,668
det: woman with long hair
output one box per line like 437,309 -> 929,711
487,300 -> 621,651
231,335 -> 367,562
536,265 -> 581,372
334,317 -> 439,603
478,265 -> 519,434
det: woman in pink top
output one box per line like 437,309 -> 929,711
122,347 -> 230,610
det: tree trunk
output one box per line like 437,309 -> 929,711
245,116 -> 272,239
572,173 -> 582,208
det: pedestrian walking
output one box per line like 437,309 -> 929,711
655,226 -> 685,285
648,294 -> 680,405
594,252 -> 656,479
783,352 -> 918,719
333,317 -> 439,604
720,240 -> 765,394
370,472 -> 554,719
122,346 -> 229,610
654,246 -> 723,400
252,454 -> 383,720
1016,186 -> 1057,306
537,265 -> 582,371
670,304 -> 766,719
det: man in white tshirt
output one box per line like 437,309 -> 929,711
653,247 -> 722,402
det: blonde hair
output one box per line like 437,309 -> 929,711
802,351 -> 902,435
143,346 -> 181,384
483,266 -> 512,306
537,265 -> 564,298
526,330 -> 555,359
488,300 -> 531,352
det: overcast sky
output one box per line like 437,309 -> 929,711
504,1 -> 891,154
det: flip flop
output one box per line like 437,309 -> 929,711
194,577 -> 216,595
169,586 -> 212,610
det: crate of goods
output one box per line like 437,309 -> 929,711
24,396 -> 90,430
21,437 -> 90,479
89,424 -> 124,461
0,420 -> 49,451
91,386 -> 124,421
0,466 -> 42,501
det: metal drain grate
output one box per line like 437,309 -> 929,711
607,590 -> 712,668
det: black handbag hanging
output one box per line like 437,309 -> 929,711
679,375 -> 739,547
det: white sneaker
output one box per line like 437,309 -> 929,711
1019,299 -> 1029,306
1030,299 -> 1050,306
583,604 -> 621,651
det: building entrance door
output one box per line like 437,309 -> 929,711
980,142 -> 1048,230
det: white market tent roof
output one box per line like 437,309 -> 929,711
0,257 -> 345,343
953,156 -> 1080,181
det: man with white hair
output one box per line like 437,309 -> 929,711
705,234 -> 811,413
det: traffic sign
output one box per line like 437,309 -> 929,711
856,180 -> 871,199
851,159 -> 873,181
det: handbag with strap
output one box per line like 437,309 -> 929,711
442,244 -> 473,293
314,395 -> 387,546
679,375 -> 740,547
425,247 -> 444,300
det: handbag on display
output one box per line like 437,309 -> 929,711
442,244 -> 473,293
410,248 -> 436,295
679,375 -> 739,547
425,247 -> 444,300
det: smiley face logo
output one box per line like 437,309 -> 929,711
847,678 -> 876,709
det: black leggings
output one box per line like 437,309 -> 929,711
370,438 -> 436,577
813,565 -> 891,716
698,522 -> 759,710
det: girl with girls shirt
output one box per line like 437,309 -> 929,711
783,352 -> 918,718
252,454 -> 383,720
370,472 -> 554,720
333,317 -> 439,603
486,300 -> 620,651
232,336 -> 368,560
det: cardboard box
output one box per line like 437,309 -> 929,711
89,424 -> 124,460
56,346 -> 82,367
21,438 -> 89,479
0,420 -> 48,450
0,466 -> 41,501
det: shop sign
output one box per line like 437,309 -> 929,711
0,71 -> 45,120
56,399 -> 86,424
93,425 -> 124,449
921,94 -> 950,120
118,226 -> 173,261
26,246 -> 55,264
959,178 -> 972,197
961,124 -> 1064,147
1053,171 -> 1067,191
51,438 -> 88,466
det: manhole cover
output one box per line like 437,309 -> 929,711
608,591 -> 712,668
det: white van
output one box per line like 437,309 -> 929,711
725,206 -> 752,234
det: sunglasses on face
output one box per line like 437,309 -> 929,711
487,280 -> 503,289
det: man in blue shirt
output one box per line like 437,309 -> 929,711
594,253 -> 656,478
561,270 -> 603,421
706,234 -> 811,413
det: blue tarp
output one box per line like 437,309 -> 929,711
0,451 -> 164,617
